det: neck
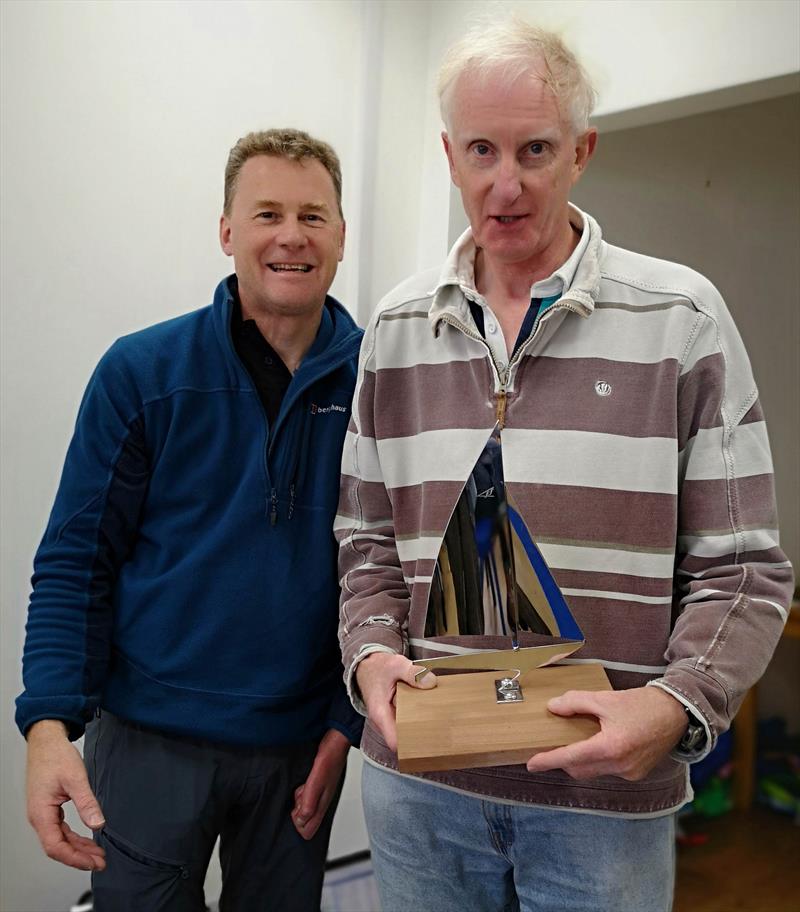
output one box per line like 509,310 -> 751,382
475,220 -> 579,302
240,299 -> 323,374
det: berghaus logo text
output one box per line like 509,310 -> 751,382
311,403 -> 347,415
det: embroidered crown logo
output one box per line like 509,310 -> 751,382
594,380 -> 612,397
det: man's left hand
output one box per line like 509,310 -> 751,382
291,728 -> 350,840
525,686 -> 689,781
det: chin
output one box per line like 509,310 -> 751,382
269,296 -> 324,317
485,240 -> 539,262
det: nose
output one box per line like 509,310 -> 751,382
275,216 -> 307,248
490,158 -> 523,205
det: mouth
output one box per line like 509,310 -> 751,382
491,215 -> 527,225
267,263 -> 313,273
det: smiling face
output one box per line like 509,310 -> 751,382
443,66 -> 595,278
219,154 -> 345,320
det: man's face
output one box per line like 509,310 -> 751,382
442,68 -> 595,270
220,155 -> 345,318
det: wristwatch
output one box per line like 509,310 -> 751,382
678,707 -> 707,753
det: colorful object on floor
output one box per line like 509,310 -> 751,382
692,776 -> 733,818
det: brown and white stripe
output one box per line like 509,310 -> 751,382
337,207 -> 793,815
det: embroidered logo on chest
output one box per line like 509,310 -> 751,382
311,403 -> 348,415
594,380 -> 612,397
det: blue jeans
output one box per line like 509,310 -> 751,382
362,761 -> 675,912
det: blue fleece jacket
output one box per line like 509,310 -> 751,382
16,276 -> 364,747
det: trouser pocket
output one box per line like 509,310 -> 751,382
93,826 -> 192,912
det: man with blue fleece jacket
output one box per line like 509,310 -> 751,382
17,128 -> 363,911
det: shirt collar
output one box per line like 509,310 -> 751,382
533,207 -> 588,298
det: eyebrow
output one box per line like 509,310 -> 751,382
462,130 -> 561,146
253,200 -> 332,213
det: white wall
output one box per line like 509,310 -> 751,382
2,2 -> 798,910
351,0 -> 436,319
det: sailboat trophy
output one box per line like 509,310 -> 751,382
395,431 -> 612,773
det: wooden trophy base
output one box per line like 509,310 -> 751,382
395,663 -> 612,773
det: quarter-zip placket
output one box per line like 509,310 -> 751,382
438,294 -> 584,430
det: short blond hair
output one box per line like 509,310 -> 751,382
438,15 -> 597,134
223,128 -> 343,217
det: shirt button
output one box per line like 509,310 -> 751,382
487,321 -> 497,334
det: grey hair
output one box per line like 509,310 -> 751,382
438,14 -> 597,135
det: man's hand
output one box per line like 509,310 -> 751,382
26,720 -> 106,871
354,652 -> 436,752
291,728 -> 351,841
525,686 -> 689,781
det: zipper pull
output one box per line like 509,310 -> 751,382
270,488 -> 278,526
495,390 -> 508,429
288,484 -> 296,520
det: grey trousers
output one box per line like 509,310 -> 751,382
84,711 -> 343,912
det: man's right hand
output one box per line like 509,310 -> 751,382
26,719 -> 107,871
355,652 -> 436,751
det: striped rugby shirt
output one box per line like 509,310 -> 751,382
337,206 -> 793,814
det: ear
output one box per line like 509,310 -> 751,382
441,131 -> 460,187
219,214 -> 233,257
571,128 -> 598,185
337,219 -> 346,262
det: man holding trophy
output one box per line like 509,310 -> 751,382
337,16 -> 792,912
